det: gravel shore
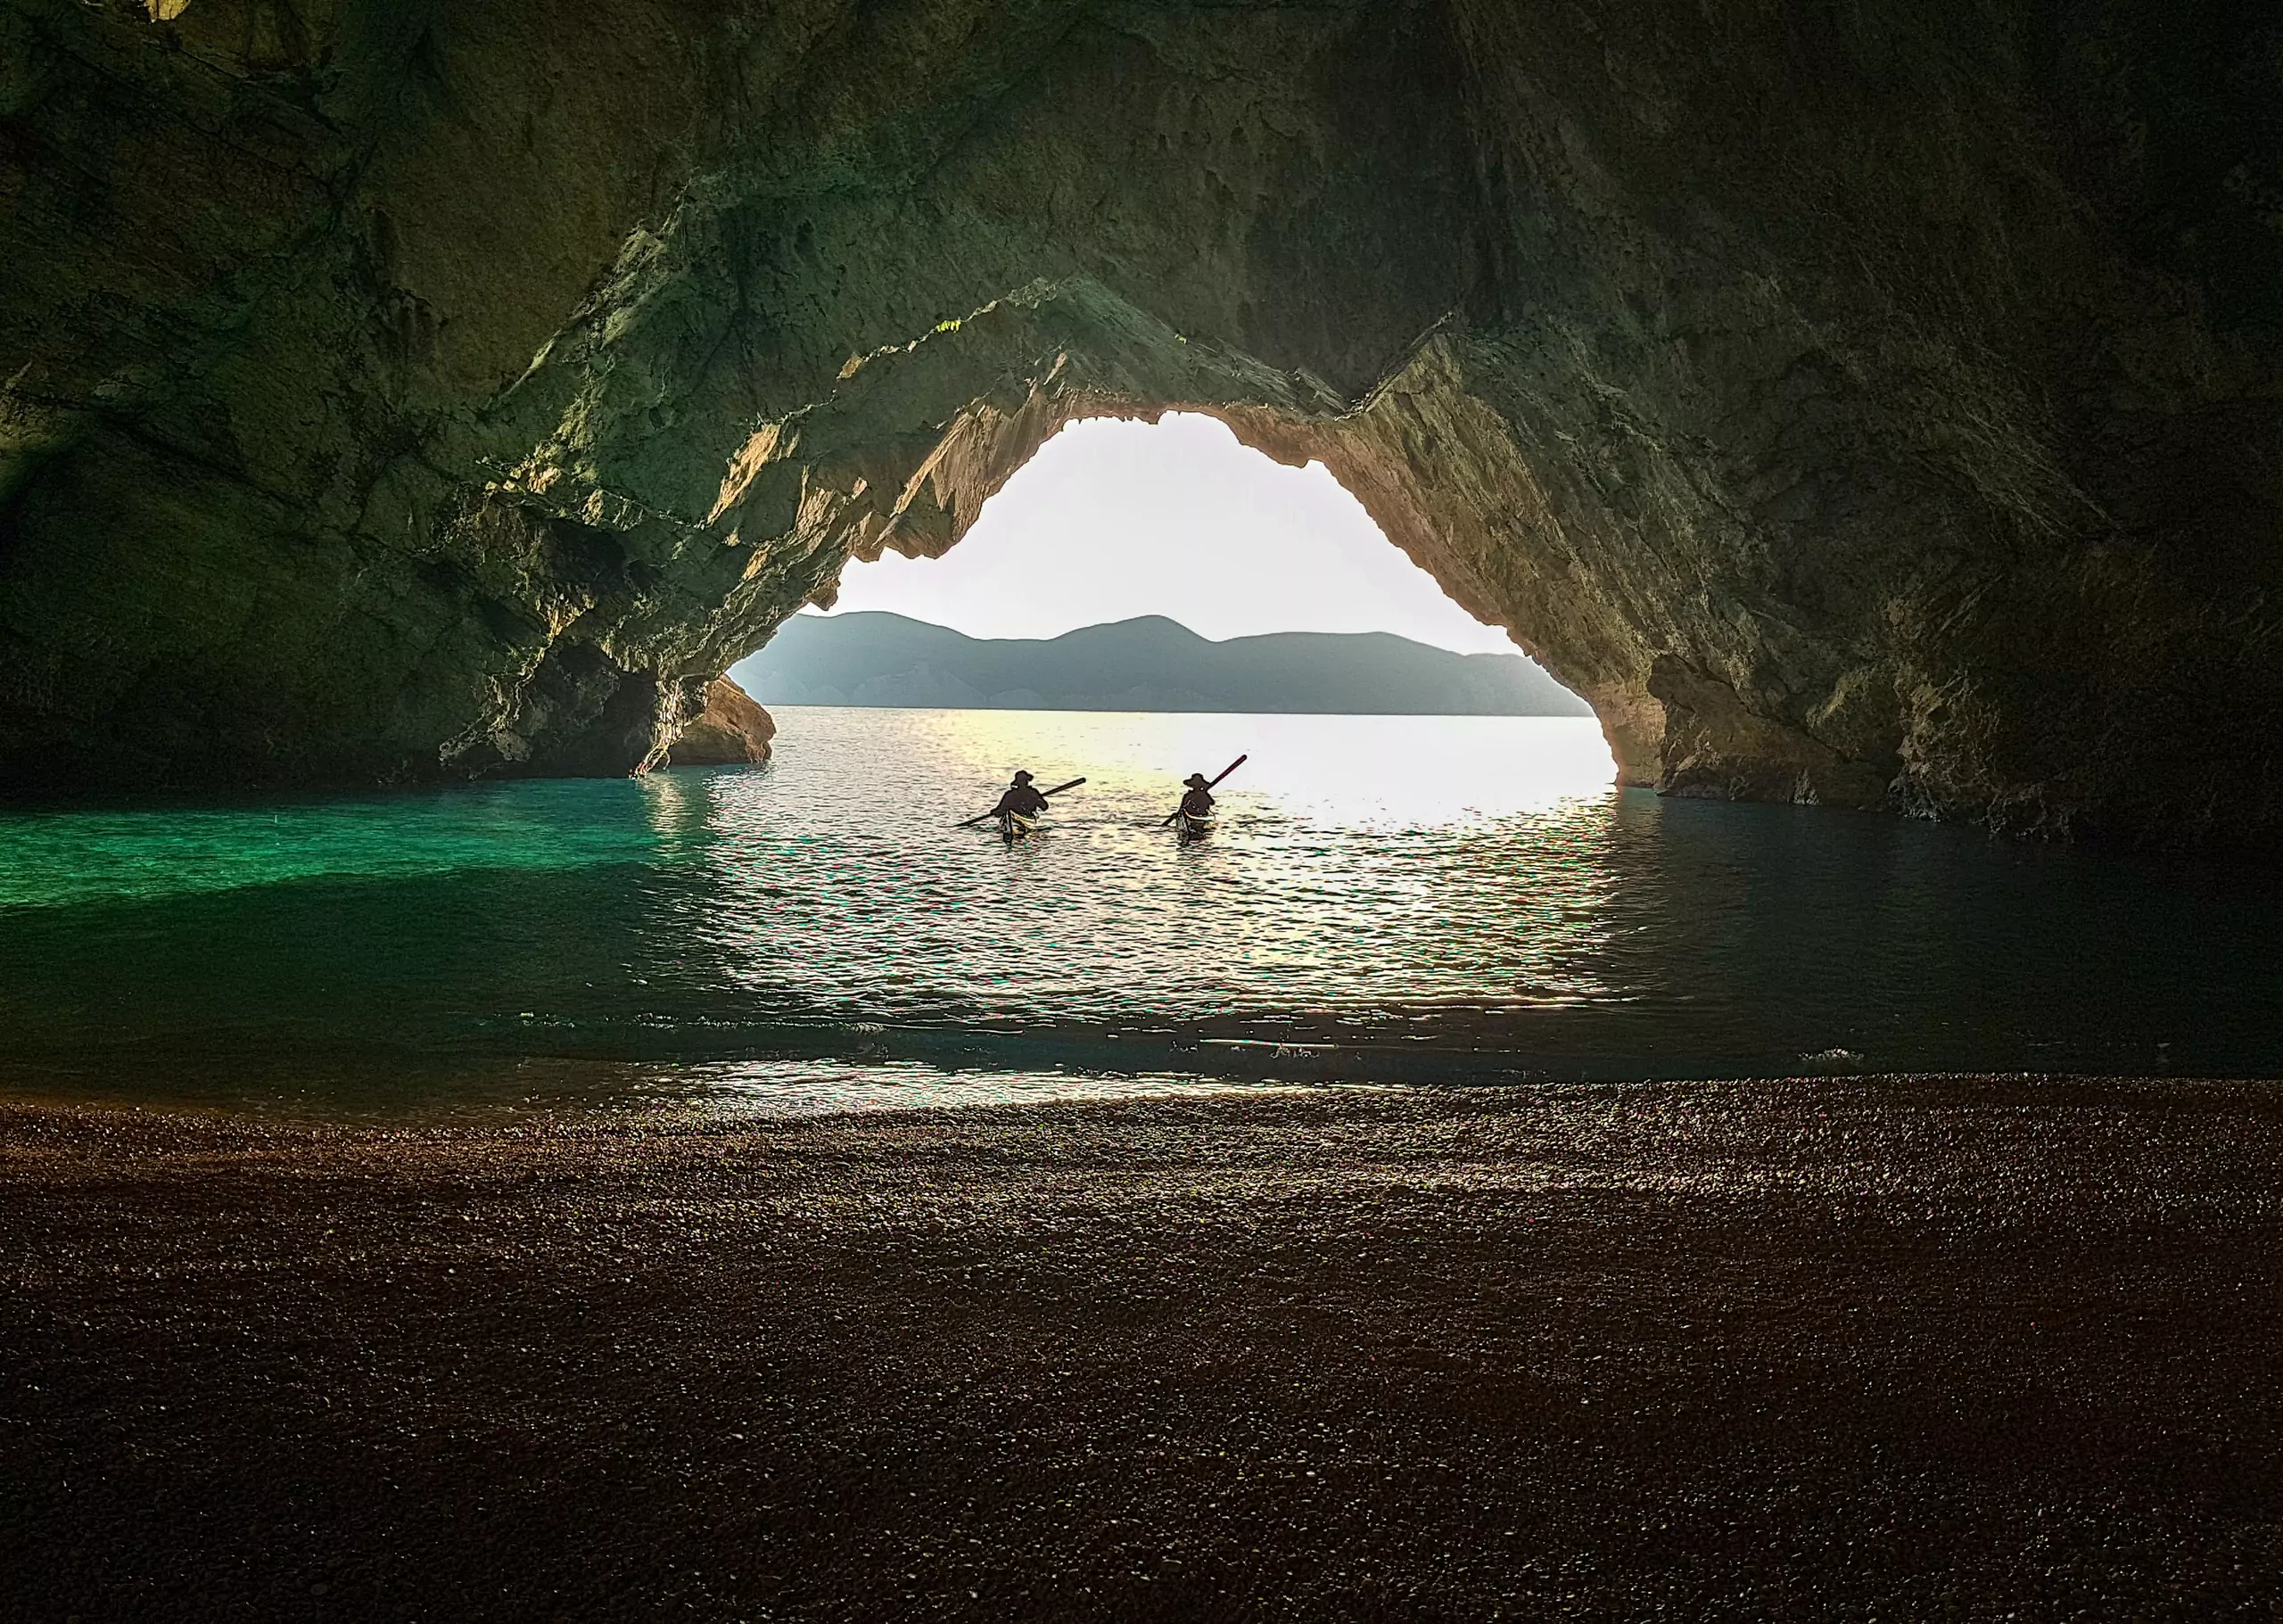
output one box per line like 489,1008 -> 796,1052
5,1077 -> 2283,1620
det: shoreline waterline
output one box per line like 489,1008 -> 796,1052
13,1055 -> 2283,1130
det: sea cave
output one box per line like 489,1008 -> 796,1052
5,0 -> 2279,838
9,4 -> 2283,1619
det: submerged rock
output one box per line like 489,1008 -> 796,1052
663,678 -> 774,769
0,0 -> 2278,841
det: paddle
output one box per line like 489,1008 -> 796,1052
1161,754 -> 1248,826
954,777 -> 1087,829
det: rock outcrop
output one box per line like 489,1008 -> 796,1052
663,677 -> 773,769
2,0 -> 2279,841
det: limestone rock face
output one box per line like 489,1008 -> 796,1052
2,0 -> 2279,841
663,678 -> 773,770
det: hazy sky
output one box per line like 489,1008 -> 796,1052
815,413 -> 1519,654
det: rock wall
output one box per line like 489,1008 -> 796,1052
2,0 -> 2279,841
663,677 -> 773,770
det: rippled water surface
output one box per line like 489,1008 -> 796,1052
4,708 -> 2279,1113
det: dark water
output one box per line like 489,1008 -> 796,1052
3,708 -> 2278,1116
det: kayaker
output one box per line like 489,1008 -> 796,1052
1159,755 -> 1244,829
991,771 -> 1051,820
957,771 -> 1086,830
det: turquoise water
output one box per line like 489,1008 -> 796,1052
3,707 -> 2279,1115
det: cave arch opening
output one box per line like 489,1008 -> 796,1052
727,409 -> 1616,809
810,411 -> 1538,658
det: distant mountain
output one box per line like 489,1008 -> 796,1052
729,613 -> 1594,716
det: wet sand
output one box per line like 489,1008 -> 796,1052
5,1076 -> 2283,1620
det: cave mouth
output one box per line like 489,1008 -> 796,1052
621,265 -> 1685,809
731,408 -> 1615,798
806,410 -> 1570,667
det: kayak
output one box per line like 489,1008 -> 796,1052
1176,811 -> 1213,841
956,778 -> 1086,836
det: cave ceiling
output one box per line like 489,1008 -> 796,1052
2,0 -> 2279,841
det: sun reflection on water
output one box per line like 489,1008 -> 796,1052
692,709 -> 1622,1028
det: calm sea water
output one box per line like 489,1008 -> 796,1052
3,707 -> 2279,1116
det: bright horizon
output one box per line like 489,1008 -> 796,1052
811,413 -> 1522,656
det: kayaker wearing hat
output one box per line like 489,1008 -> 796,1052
1158,755 -> 1246,832
990,771 -> 1051,821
